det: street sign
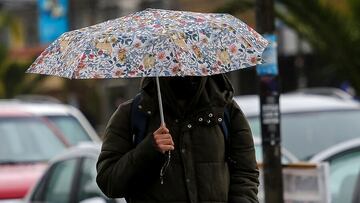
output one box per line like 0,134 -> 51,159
38,0 -> 69,44
257,34 -> 279,76
258,163 -> 330,203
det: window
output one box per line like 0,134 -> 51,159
43,159 -> 78,203
77,158 -> 110,203
0,117 -> 66,163
328,150 -> 360,203
247,110 -> 360,160
254,144 -> 292,164
46,115 -> 90,145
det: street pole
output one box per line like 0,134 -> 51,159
255,0 -> 284,203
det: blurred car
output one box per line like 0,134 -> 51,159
235,92 -> 360,203
234,92 -> 360,161
310,138 -> 360,203
0,110 -> 68,202
0,100 -> 100,145
0,100 -> 100,202
253,137 -> 298,164
24,143 -> 126,203
294,87 -> 355,100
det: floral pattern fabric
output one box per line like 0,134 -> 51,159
27,8 -> 268,79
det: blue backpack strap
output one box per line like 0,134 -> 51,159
220,106 -> 232,162
130,93 -> 149,146
220,106 -> 231,141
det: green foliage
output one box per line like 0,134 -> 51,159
216,0 -> 360,93
0,48 -> 44,99
0,11 -> 23,46
215,0 -> 254,14
276,0 -> 360,91
0,12 -> 44,99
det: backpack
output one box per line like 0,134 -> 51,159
130,93 -> 231,152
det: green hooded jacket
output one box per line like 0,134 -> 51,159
96,74 -> 259,203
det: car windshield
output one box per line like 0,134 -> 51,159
0,117 -> 66,163
45,115 -> 91,145
247,110 -> 360,160
254,144 -> 292,164
329,150 -> 360,203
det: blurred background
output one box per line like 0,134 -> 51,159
1,0 -> 359,132
1,1 -> 360,203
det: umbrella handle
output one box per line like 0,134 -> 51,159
156,76 -> 165,126
156,76 -> 172,185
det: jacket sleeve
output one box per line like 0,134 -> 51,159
96,100 -> 162,198
228,100 -> 260,203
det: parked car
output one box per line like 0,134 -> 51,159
253,137 -> 298,164
310,138 -> 360,203
0,100 -> 100,202
234,92 -> 360,161
0,100 -> 100,145
235,92 -> 360,203
24,143 -> 126,203
294,87 -> 355,100
0,110 -> 68,202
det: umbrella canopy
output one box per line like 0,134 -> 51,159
26,8 -> 269,183
27,8 -> 268,79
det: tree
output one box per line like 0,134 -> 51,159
0,11 -> 44,98
216,0 -> 360,93
276,0 -> 360,92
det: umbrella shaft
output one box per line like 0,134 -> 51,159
156,76 -> 165,126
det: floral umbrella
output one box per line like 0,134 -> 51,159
27,8 -> 268,183
27,8 -> 268,124
27,8 -> 268,79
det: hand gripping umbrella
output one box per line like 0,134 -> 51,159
26,8 -> 268,183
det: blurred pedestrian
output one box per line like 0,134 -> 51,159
96,74 -> 259,203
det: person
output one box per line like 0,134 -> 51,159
96,74 -> 259,203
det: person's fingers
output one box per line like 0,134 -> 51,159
153,126 -> 174,153
154,133 -> 172,140
154,133 -> 174,145
154,135 -> 174,146
155,138 -> 174,146
154,126 -> 169,135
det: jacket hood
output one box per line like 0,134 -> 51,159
140,74 -> 234,117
